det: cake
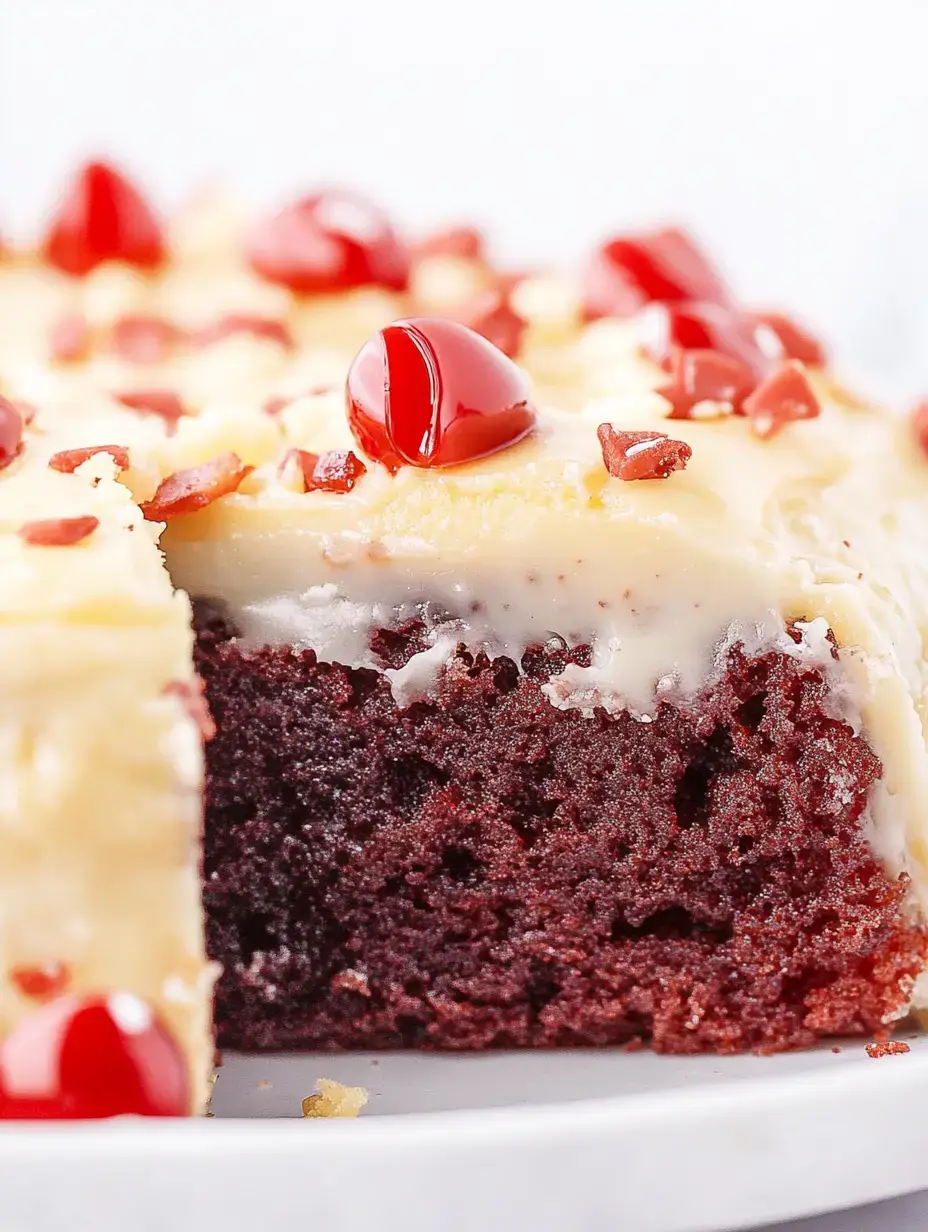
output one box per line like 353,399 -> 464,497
0,160 -> 926,1117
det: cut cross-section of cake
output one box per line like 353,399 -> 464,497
1,161 -> 928,1113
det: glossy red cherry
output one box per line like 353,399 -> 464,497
642,301 -> 768,380
581,227 -> 732,321
248,190 -> 410,294
0,993 -> 188,1118
41,161 -> 165,277
347,318 -> 536,471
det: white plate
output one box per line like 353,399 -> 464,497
1,1036 -> 926,1232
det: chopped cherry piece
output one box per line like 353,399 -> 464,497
413,225 -> 485,262
249,189 -> 410,294
41,161 -> 165,277
193,314 -> 293,349
110,315 -> 183,364
114,389 -> 187,431
582,227 -> 732,321
0,396 -> 24,471
11,963 -> 71,1001
18,516 -> 99,546
163,678 -> 215,741
263,395 -> 292,417
656,348 -> 756,419
465,289 -> 527,359
0,993 -> 188,1118
347,317 -> 536,471
597,425 -> 692,481
751,311 -> 827,368
283,447 -> 367,493
49,313 -> 92,363
743,361 -> 821,440
141,452 -> 252,521
643,301 -> 768,380
49,444 -> 130,474
912,400 -> 928,457
9,400 -> 36,426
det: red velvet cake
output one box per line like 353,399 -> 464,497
1,161 -> 927,1115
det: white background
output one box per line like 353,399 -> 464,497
2,0 -> 928,398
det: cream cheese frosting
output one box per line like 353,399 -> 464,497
2,189 -> 928,1085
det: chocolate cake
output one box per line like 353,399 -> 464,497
0,160 -> 927,1116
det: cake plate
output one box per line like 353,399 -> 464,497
0,1036 -> 926,1232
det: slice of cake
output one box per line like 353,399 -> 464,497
0,160 -> 926,1114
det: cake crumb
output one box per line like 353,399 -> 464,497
256,1079 -> 271,1090
866,1040 -> 910,1058
301,1078 -> 369,1119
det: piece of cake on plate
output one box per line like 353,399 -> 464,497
0,160 -> 926,1116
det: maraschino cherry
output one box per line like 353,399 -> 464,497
0,993 -> 188,1118
346,318 -> 536,471
248,189 -> 410,294
581,227 -> 732,321
643,300 -> 768,380
42,161 -> 166,277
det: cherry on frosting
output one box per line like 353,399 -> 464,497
0,993 -> 188,1119
248,190 -> 410,294
465,289 -> 527,359
643,301 -> 768,380
41,161 -> 166,277
581,227 -> 732,321
0,396 -> 25,471
346,317 -> 536,471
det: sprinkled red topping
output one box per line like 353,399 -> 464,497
413,225 -> 485,262
263,395 -> 292,417
0,396 -> 24,471
866,1040 -> 910,1058
41,161 -> 165,277
465,289 -> 527,359
597,425 -> 692,481
582,228 -> 732,321
9,400 -> 36,426
18,516 -> 99,546
164,678 -> 215,741
912,400 -> 928,456
49,444 -> 130,474
11,963 -> 70,1001
141,452 -> 252,521
751,311 -> 826,368
743,361 -> 821,440
249,190 -> 410,294
49,312 -> 92,363
347,317 -> 536,471
644,301 -> 768,380
114,388 -> 187,430
0,993 -> 188,1118
110,315 -> 183,364
656,348 -> 756,419
193,314 -> 294,350
283,448 -> 367,493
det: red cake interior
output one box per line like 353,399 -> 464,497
195,602 -> 926,1054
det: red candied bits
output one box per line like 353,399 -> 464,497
49,444 -> 130,474
114,388 -> 188,431
643,301 -> 768,380
11,963 -> 71,1001
743,361 -> 821,440
248,189 -> 410,294
347,317 -> 536,471
581,227 -> 732,321
193,314 -> 293,350
751,311 -> 827,368
41,161 -> 165,277
912,400 -> 928,457
49,313 -> 92,363
0,993 -> 188,1118
656,348 -> 756,419
283,448 -> 367,493
263,395 -> 292,417
464,289 -> 527,359
0,395 -> 24,471
866,1040 -> 910,1058
110,315 -> 183,364
597,424 -> 692,481
164,678 -> 216,742
141,452 -> 253,521
413,225 -> 486,262
18,516 -> 99,546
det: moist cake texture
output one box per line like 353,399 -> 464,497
1,161 -> 928,1112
